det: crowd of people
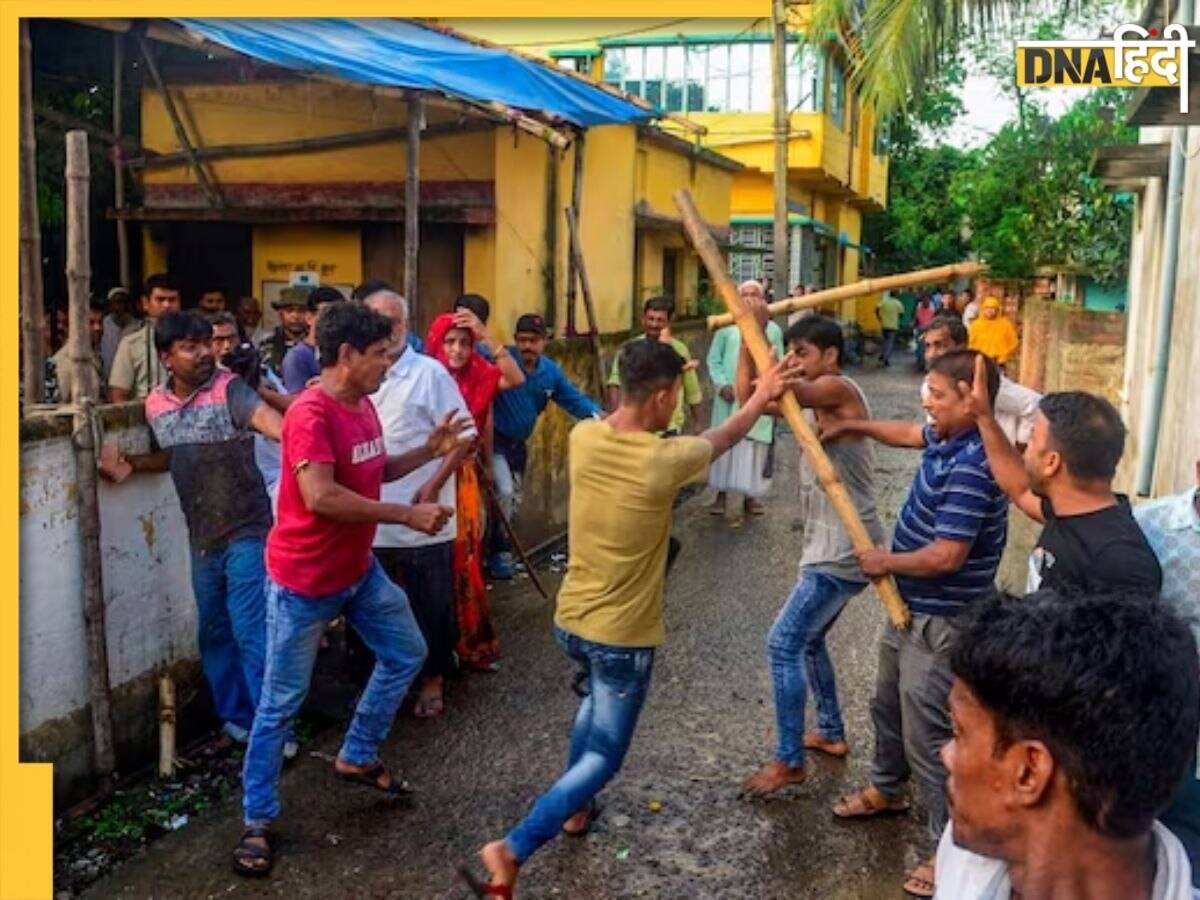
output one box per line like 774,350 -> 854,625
46,271 -> 1200,898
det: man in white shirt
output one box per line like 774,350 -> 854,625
367,290 -> 476,718
960,290 -> 982,330
935,588 -> 1199,900
923,315 -> 1039,448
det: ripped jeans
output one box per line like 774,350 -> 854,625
505,627 -> 655,863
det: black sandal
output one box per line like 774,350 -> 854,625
231,825 -> 274,878
562,799 -> 602,837
335,760 -> 415,801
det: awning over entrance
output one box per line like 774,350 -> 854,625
174,18 -> 656,128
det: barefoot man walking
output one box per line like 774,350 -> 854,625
461,339 -> 801,897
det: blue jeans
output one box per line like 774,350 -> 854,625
505,628 -> 655,863
190,538 -> 267,734
242,559 -> 427,825
768,570 -> 865,767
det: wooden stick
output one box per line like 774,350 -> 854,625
564,206 -> 607,400
404,94 -> 422,323
113,32 -> 130,290
707,261 -> 988,330
67,130 -> 119,787
20,20 -> 45,407
138,33 -> 224,208
675,189 -> 911,630
482,481 -> 549,602
158,674 -> 176,779
565,131 -> 585,335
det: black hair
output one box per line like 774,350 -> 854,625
1038,392 -> 1126,481
154,310 -> 212,354
454,293 -> 491,324
926,315 -> 968,347
209,311 -> 238,330
352,279 -> 394,301
199,285 -> 225,297
785,314 -> 843,363
309,285 -> 346,309
316,301 -> 393,368
618,339 -> 685,401
643,295 -> 675,318
929,348 -> 1000,405
951,589 -> 1199,839
143,273 -> 180,297
88,297 -> 107,315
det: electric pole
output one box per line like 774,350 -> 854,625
771,0 -> 790,301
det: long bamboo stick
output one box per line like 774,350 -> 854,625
707,261 -> 987,330
676,189 -> 910,630
20,20 -> 45,407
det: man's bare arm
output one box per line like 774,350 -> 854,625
821,419 -> 925,448
297,462 -> 450,533
248,404 -> 283,442
858,538 -> 971,579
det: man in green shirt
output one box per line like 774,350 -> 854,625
606,296 -> 702,435
876,291 -> 905,368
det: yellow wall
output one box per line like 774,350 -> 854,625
140,82 -> 494,186
142,230 -> 168,282
251,225 -> 363,328
635,138 -> 733,226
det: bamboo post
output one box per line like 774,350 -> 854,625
67,130 -> 118,789
19,20 -> 45,406
138,33 -> 223,208
564,207 -> 607,401
707,261 -> 988,330
565,130 -> 585,335
771,0 -> 790,300
404,93 -> 421,322
113,31 -> 130,289
676,189 -> 910,629
158,674 -> 176,779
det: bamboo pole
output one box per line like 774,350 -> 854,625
771,0 -> 790,301
564,207 -> 607,401
707,261 -> 988,330
676,189 -> 910,629
67,130 -> 118,790
565,131 -> 585,335
158,674 -> 176,779
20,20 -> 45,406
404,94 -> 422,323
113,32 -> 130,289
138,33 -> 224,208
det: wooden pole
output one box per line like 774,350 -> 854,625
771,0 -> 790,301
137,33 -> 223,208
20,20 -> 45,406
158,674 -> 176,779
565,207 -> 607,401
404,94 -> 421,322
707,261 -> 988,330
543,142 -> 558,329
113,32 -> 130,290
676,189 -> 910,629
67,130 -> 118,790
565,131 -> 585,335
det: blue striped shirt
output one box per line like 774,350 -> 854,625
892,425 -> 1007,617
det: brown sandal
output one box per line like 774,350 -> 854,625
335,760 -> 414,801
831,786 -> 910,818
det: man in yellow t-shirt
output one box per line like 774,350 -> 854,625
876,291 -> 905,368
606,296 -> 703,435
465,339 -> 800,897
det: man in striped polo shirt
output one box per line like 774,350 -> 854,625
824,349 -> 1008,898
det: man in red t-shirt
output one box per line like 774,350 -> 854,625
235,302 -> 469,877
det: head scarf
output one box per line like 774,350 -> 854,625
981,297 -> 1002,312
427,313 -> 501,427
968,300 -> 1019,364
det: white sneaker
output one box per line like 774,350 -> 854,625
283,739 -> 299,761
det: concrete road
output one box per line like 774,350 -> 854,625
84,361 -> 996,900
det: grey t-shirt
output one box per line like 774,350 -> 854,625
145,371 -> 272,552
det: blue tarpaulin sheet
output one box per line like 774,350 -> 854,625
173,18 -> 655,128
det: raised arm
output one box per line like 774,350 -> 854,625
456,310 -> 525,390
961,355 -> 1043,522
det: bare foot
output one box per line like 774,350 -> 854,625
480,840 -> 519,891
903,858 -> 936,898
744,498 -> 766,516
804,733 -> 850,758
708,492 -> 727,516
562,808 -> 590,835
741,760 -> 808,796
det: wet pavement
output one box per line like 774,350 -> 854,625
82,360 -> 983,899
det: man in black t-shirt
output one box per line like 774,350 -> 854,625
961,356 -> 1161,596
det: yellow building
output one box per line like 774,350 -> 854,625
134,67 -> 738,339
456,16 -> 890,326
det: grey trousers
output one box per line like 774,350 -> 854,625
868,613 -> 958,851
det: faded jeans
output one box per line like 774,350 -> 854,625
869,613 -> 959,851
242,559 -> 426,825
189,537 -> 267,734
768,570 -> 866,767
505,627 -> 655,863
